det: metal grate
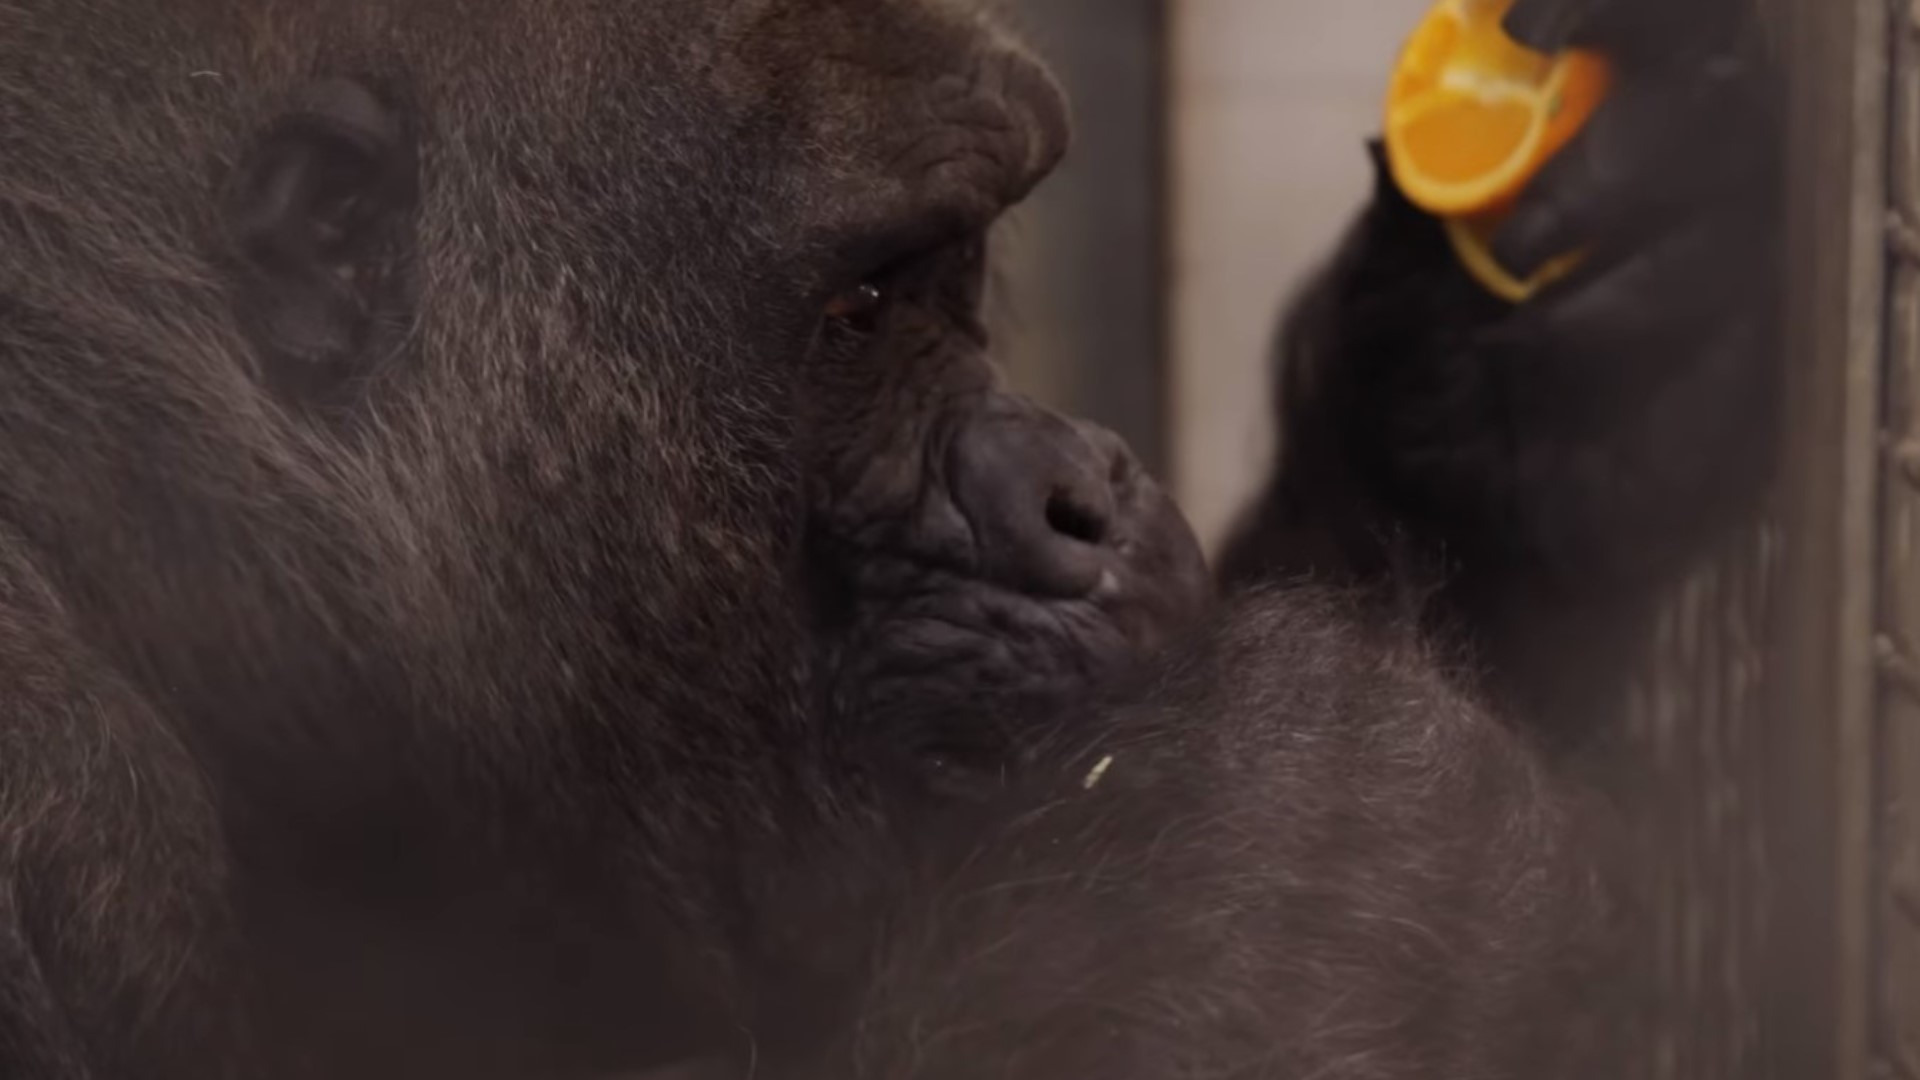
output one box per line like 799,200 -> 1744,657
1614,531 -> 1780,1078
1611,0 -> 1891,1075
1878,2 -> 1920,1073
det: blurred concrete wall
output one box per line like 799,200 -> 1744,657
1169,0 -> 1428,550
994,0 -> 1167,474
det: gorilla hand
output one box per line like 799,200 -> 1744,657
1468,0 -> 1782,587
1222,0 -> 1782,613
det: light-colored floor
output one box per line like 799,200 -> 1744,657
1169,0 -> 1428,551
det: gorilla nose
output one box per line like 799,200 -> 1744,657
947,397 -> 1128,598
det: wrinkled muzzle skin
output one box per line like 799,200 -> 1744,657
740,10 -> 1212,791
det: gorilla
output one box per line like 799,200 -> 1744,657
0,0 -> 1778,1078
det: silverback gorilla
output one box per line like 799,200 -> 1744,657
0,0 -> 1778,1078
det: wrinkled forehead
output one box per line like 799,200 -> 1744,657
387,0 -> 1062,244
720,0 -> 1066,230
391,0 -> 1017,116
720,0 -> 1015,83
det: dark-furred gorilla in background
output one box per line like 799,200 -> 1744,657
0,0 -> 1778,1077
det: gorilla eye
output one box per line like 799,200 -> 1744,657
824,282 -> 886,332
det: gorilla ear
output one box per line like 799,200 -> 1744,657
225,77 -> 417,393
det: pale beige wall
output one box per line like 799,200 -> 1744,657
1169,0 -> 1429,551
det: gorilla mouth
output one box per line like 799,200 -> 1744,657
822,565 -> 1146,786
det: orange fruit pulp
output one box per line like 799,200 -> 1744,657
1383,0 -> 1613,302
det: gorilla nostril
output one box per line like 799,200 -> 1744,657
947,397 -> 1136,597
1046,489 -> 1108,546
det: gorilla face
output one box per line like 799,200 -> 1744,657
719,2 -> 1210,782
800,238 -> 1208,787
628,0 -> 1203,786
655,1 -> 1215,786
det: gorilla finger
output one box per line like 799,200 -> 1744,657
1492,84 -> 1676,276
1515,313 -> 1773,582
1503,0 -> 1599,53
1507,0 -> 1755,66
1492,65 -> 1768,276
1533,208 -> 1761,348
1493,213 -> 1769,426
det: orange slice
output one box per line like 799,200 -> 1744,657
1384,0 -> 1612,220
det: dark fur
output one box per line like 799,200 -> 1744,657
0,1 -> 1776,1078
